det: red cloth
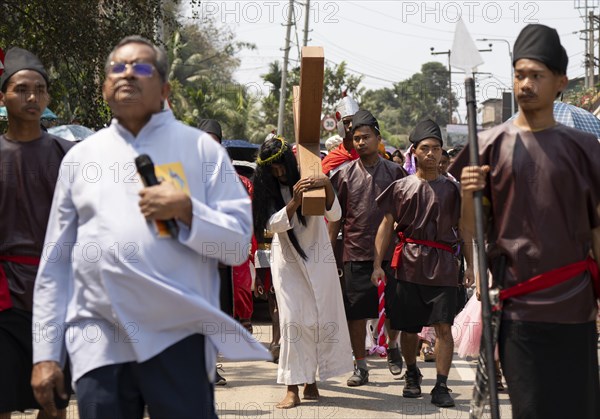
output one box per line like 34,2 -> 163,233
321,143 -> 359,175
232,174 -> 255,319
239,174 -> 253,197
500,256 -> 600,302
390,232 -> 453,269
233,260 -> 254,319
373,279 -> 388,357
0,255 -> 40,311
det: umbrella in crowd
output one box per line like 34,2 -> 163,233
552,101 -> 600,138
48,124 -> 95,142
222,139 -> 260,162
511,101 -> 600,138
0,106 -> 58,120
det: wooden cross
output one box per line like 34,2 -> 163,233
292,46 -> 326,216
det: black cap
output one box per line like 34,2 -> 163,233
409,119 -> 443,147
351,109 -> 380,134
513,24 -> 568,74
0,47 -> 49,91
198,119 -> 223,142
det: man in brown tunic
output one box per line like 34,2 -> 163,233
330,110 -> 407,386
374,119 -> 464,408
460,24 -> 600,419
0,48 -> 73,419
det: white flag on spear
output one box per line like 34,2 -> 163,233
450,18 -> 484,76
451,16 -> 501,419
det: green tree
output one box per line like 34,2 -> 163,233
0,0 -> 179,128
322,61 -> 363,117
165,17 -> 256,139
361,61 -> 456,148
252,60 -> 363,143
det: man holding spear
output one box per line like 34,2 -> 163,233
460,24 -> 600,419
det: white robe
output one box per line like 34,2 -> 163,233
268,187 -> 353,385
33,110 -> 270,386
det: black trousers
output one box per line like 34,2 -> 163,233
0,308 -> 72,412
499,319 -> 600,419
76,334 -> 216,419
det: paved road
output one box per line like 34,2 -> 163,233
213,323 -> 513,419
11,321 -> 525,418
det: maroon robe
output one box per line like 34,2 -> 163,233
331,157 -> 407,262
376,175 -> 461,287
0,133 -> 73,311
459,121 -> 600,323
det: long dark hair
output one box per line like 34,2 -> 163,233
253,137 -> 307,260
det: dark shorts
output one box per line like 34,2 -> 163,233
391,280 -> 457,333
77,334 -> 216,419
499,320 -> 600,419
343,261 -> 397,321
0,308 -> 72,412
219,265 -> 234,316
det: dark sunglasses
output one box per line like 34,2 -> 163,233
109,62 -> 155,77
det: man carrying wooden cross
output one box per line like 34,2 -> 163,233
252,136 -> 353,409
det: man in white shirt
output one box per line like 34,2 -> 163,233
30,36 -> 268,419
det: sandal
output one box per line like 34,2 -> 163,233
239,318 -> 253,334
420,347 -> 436,362
269,343 -> 280,364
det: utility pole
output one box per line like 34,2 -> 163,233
590,11 -> 596,88
575,0 -> 598,88
155,0 -> 164,44
597,12 -> 600,83
431,44 -> 494,124
303,0 -> 311,46
585,0 -> 590,88
277,0 -> 294,136
431,48 -> 452,123
477,38 -> 515,116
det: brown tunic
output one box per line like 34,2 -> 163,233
377,175 -> 461,287
469,121 -> 600,323
331,157 -> 406,262
0,132 -> 74,312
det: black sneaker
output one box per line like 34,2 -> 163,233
496,368 -> 505,391
402,368 -> 422,398
215,364 -> 227,386
387,347 -> 403,376
430,382 -> 454,407
346,367 -> 369,387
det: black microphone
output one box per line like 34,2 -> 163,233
135,154 -> 179,239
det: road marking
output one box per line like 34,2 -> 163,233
453,358 -> 476,383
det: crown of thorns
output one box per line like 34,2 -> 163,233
256,136 -> 288,166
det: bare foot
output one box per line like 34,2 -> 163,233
303,382 -> 320,400
276,387 -> 300,409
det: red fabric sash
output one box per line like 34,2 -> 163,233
390,232 -> 454,269
0,255 -> 41,311
499,257 -> 600,301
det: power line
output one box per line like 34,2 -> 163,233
344,1 -> 580,34
324,58 -> 398,84
311,33 -> 415,77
